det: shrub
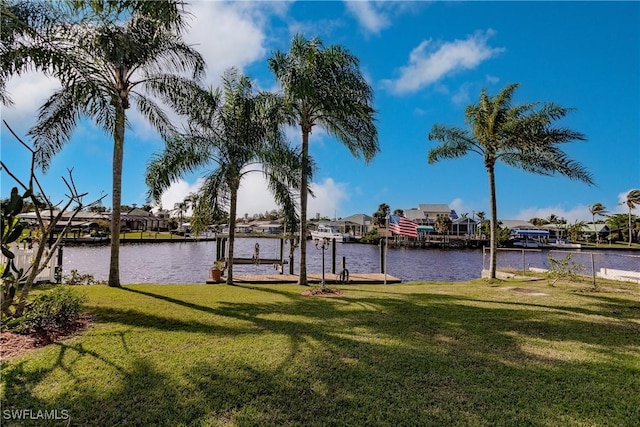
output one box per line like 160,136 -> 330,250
63,269 -> 105,285
16,286 -> 86,334
547,253 -> 585,286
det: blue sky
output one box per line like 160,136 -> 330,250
2,1 -> 639,222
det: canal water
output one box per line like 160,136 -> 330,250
61,237 -> 640,284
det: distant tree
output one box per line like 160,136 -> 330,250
373,203 -> 390,226
623,189 -> 640,247
567,221 -> 586,242
87,204 -> 108,213
428,83 -> 593,279
269,34 -> 379,285
605,213 -> 628,242
588,203 -> 607,245
435,216 -> 452,235
476,211 -> 487,236
393,209 -> 404,217
546,214 -> 559,224
529,217 -> 548,226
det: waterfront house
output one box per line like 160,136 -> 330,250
451,216 -> 478,236
122,207 -> 170,232
581,223 -> 610,242
255,220 -> 284,234
405,204 -> 459,225
338,214 -> 373,237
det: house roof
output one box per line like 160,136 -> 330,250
405,204 -> 458,220
340,213 -> 372,225
404,209 -> 427,221
417,204 -> 451,214
581,223 -> 610,233
499,219 -> 537,229
452,217 -> 477,225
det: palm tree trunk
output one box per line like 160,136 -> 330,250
629,207 -> 633,248
298,129 -> 310,286
227,183 -> 239,285
487,162 -> 498,279
108,103 -> 125,288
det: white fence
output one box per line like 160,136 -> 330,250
484,247 -> 640,285
0,245 -> 58,283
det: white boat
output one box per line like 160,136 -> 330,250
548,239 -> 582,249
310,225 -> 349,243
510,239 -> 543,248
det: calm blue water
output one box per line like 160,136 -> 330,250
61,237 -> 640,284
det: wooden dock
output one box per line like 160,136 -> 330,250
207,272 -> 401,285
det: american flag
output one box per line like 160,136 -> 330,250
388,215 -> 418,238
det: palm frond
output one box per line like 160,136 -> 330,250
145,133 -> 213,201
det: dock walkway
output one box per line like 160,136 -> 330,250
207,272 -> 401,285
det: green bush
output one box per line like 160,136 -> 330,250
16,286 -> 86,334
63,269 -> 105,285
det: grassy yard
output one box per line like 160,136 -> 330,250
2,279 -> 639,426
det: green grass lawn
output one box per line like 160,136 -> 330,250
2,279 -> 639,426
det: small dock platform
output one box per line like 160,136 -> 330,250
207,272 -> 401,285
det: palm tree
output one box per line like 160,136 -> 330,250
623,189 -> 640,247
146,68 -> 302,285
1,0 -> 189,106
268,34 -> 379,285
373,203 -> 390,227
567,221 -> 586,242
428,83 -> 593,279
25,10 -> 205,287
435,216 -> 452,235
476,211 -> 485,235
588,203 -> 607,245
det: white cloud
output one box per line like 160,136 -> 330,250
514,204 -> 593,224
2,73 -> 61,134
344,1 -> 390,34
448,198 -> 471,216
382,30 -> 504,94
485,74 -> 500,85
158,178 -> 205,214
308,178 -> 349,219
451,83 -> 473,106
184,2 -> 268,87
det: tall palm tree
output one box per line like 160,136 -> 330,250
624,189 -> 640,247
268,34 -> 379,285
146,68 -> 302,285
24,11 -> 204,287
428,83 -> 593,279
588,203 -> 607,245
1,0 -> 189,106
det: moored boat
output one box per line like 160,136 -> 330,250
310,225 -> 350,242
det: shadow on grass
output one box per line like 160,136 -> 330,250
3,284 -> 639,425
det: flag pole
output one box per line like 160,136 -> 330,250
384,214 -> 388,285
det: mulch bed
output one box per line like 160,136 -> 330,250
1,314 -> 92,359
301,288 -> 344,297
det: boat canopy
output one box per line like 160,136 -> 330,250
417,225 -> 435,232
510,229 -> 550,236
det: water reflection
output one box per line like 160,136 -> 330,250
62,237 -> 639,284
